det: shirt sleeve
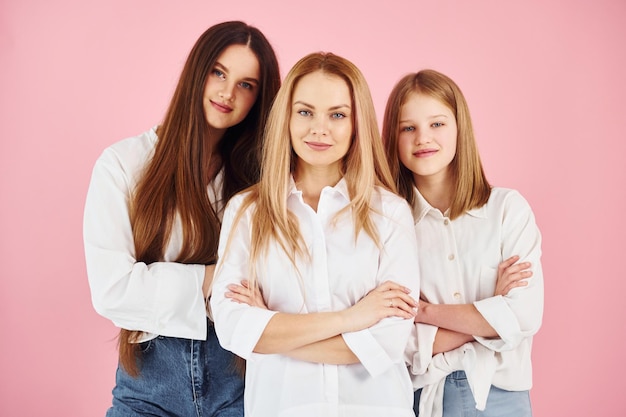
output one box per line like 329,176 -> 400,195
210,194 -> 277,359
342,199 -> 420,377
83,146 -> 207,339
404,323 -> 438,378
473,190 -> 544,351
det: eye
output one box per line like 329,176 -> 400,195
432,122 -> 444,128
297,110 -> 312,117
213,69 -> 226,80
331,112 -> 346,119
400,125 -> 415,132
239,81 -> 254,90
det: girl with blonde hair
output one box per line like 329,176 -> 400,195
383,69 -> 543,417
211,52 -> 420,417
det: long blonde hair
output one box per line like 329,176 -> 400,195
382,69 -> 490,219
228,52 -> 395,287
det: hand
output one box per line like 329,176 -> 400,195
342,280 -> 417,333
225,280 -> 268,309
495,255 -> 532,296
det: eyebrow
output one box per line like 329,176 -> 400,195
399,114 -> 449,123
214,61 -> 260,84
293,100 -> 351,110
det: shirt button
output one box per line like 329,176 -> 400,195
448,254 -> 455,261
453,292 -> 461,300
443,219 -> 449,226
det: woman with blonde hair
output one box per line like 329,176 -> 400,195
83,21 -> 280,416
211,52 -> 420,417
383,69 -> 543,417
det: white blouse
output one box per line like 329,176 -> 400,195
211,179 -> 420,417
404,187 -> 544,415
83,127 -> 224,342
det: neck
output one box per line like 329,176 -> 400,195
293,163 -> 341,211
208,125 -> 227,147
414,173 -> 453,214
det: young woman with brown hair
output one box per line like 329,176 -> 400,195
83,21 -> 280,417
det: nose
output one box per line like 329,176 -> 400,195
311,116 -> 328,135
219,83 -> 235,101
414,128 -> 430,145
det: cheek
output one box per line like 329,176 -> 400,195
398,153 -> 413,169
397,135 -> 411,155
397,136 -> 413,166
241,93 -> 258,114
289,118 -> 305,138
202,78 -> 212,95
444,133 -> 457,157
339,124 -> 353,143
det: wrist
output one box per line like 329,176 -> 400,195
335,309 -> 356,334
418,302 -> 435,325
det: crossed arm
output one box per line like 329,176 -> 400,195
222,256 -> 531,361
225,280 -> 417,364
417,255 -> 533,354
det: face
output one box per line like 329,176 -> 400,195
202,44 -> 261,138
289,71 -> 353,177
397,92 -> 457,185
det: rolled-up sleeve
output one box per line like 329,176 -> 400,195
474,191 -> 544,351
343,199 -> 420,376
84,144 -> 207,339
210,194 -> 277,358
404,323 -> 438,380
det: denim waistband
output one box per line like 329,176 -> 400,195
446,370 -> 467,380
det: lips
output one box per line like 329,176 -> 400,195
211,101 -> 233,113
414,149 -> 438,157
305,141 -> 331,151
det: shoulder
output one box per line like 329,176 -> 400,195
226,189 -> 249,207
372,186 -> 413,218
373,186 -> 407,205
482,187 -> 539,227
223,187 -> 257,215
86,128 -> 158,197
488,187 -> 533,211
97,127 -> 157,169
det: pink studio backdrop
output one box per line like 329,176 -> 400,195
1,0 -> 624,415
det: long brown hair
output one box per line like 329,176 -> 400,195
225,52 -> 395,290
120,21 -> 280,376
382,69 -> 490,219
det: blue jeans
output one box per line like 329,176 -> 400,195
414,371 -> 532,417
106,322 -> 244,417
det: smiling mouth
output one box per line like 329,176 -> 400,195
211,101 -> 233,113
414,149 -> 438,157
305,141 -> 331,151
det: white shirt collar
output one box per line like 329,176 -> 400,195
412,186 -> 487,222
288,175 -> 351,203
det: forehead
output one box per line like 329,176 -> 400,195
215,44 -> 260,80
292,71 -> 350,105
401,92 -> 452,118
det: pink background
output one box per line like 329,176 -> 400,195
1,0 -> 624,415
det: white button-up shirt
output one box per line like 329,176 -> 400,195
211,179 -> 420,417
83,128 -> 223,341
404,187 -> 544,415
